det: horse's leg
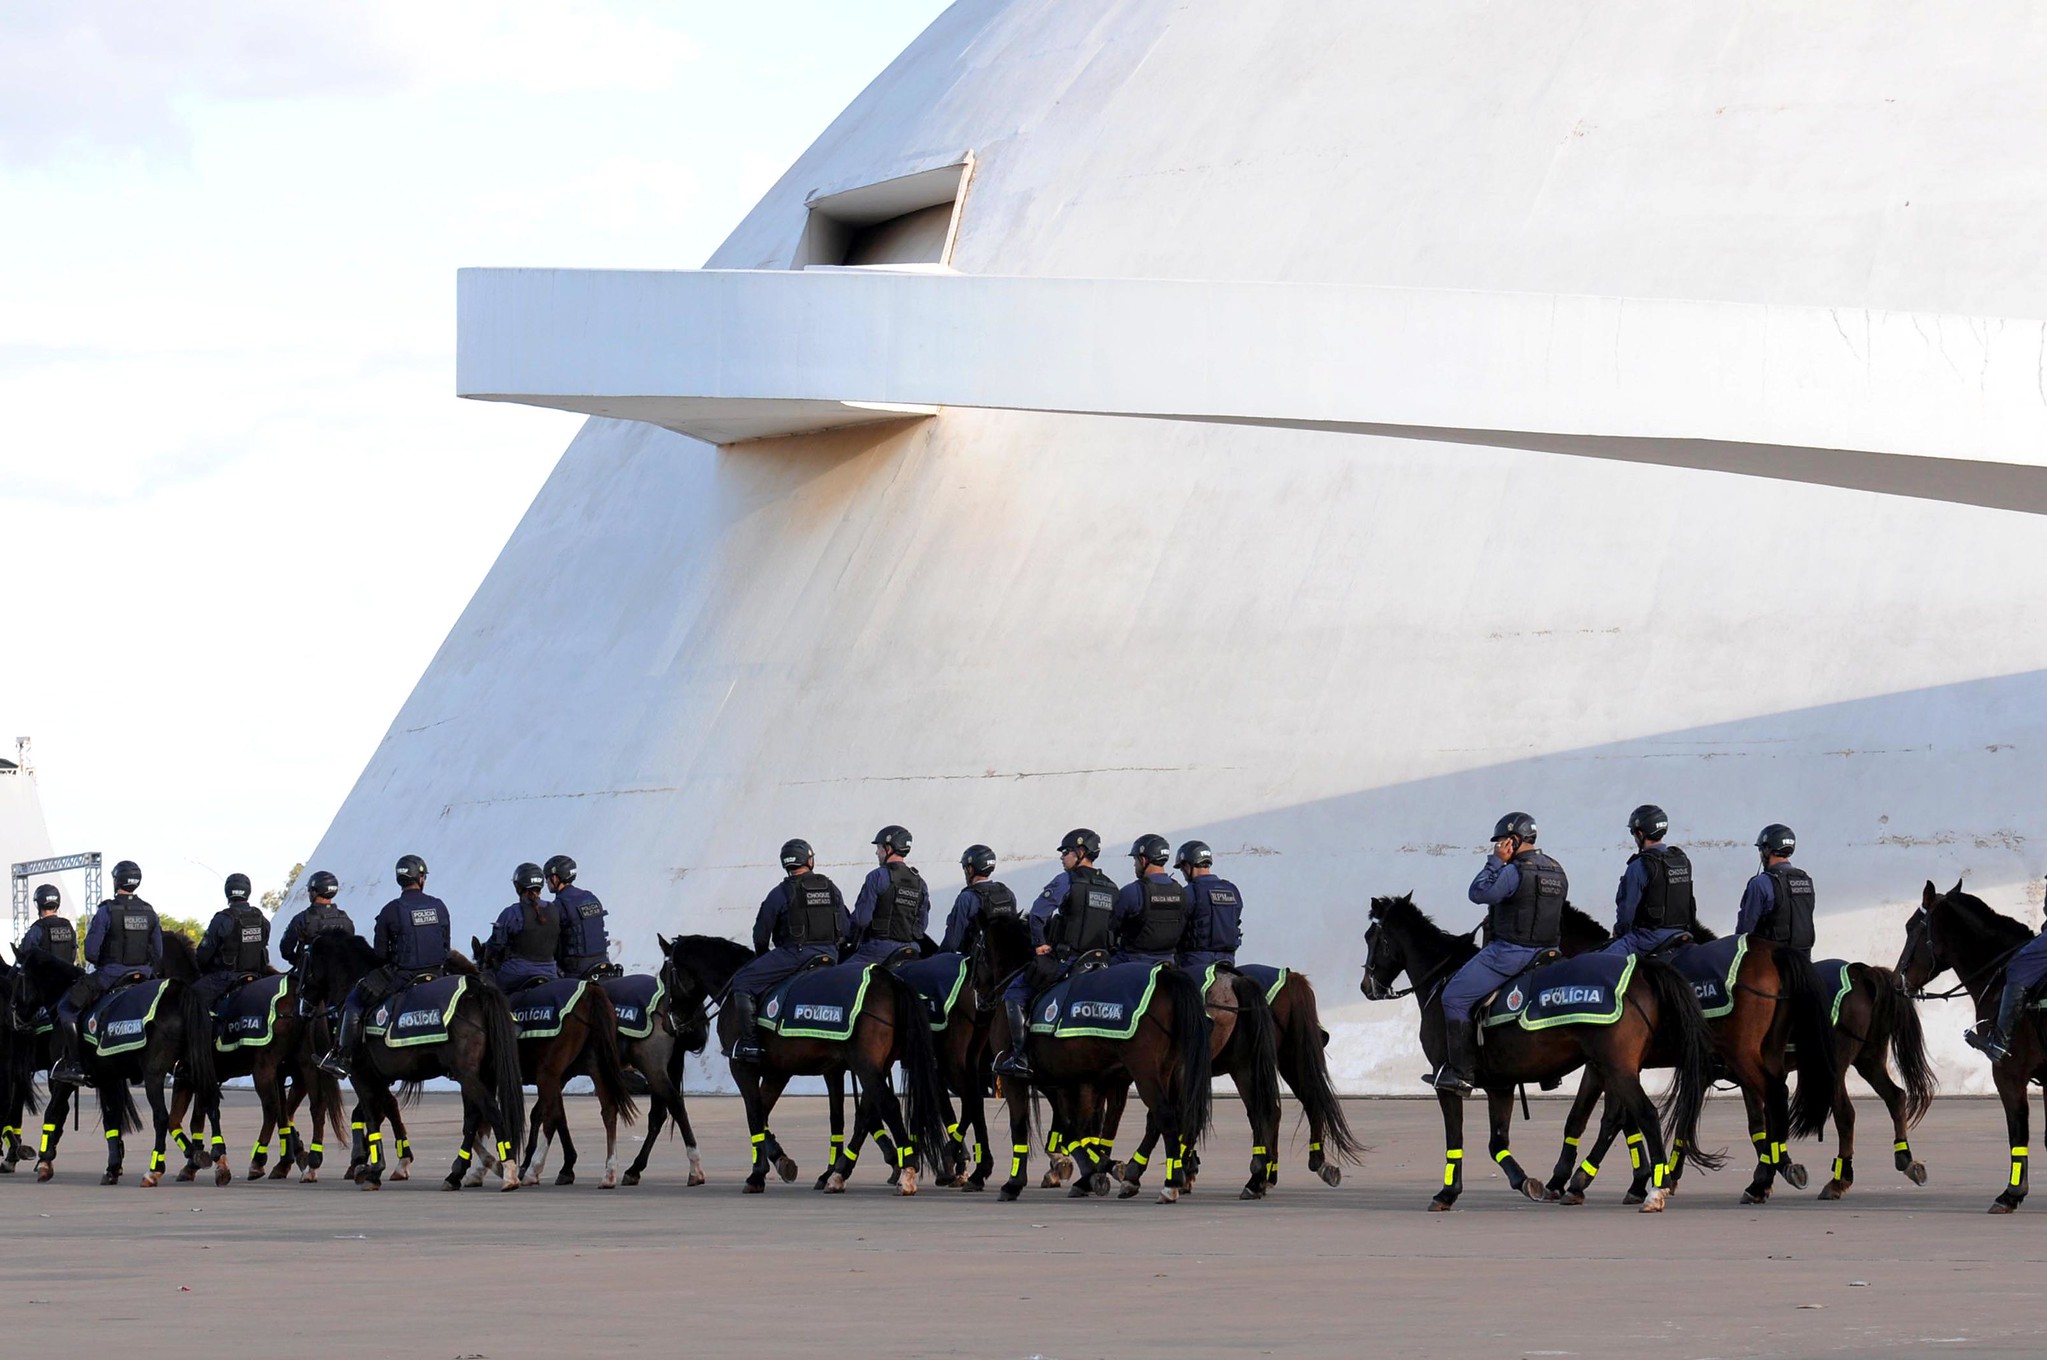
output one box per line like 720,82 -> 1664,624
997,1067 -> 1033,1202
870,1056 -> 921,1198
739,1067 -> 771,1193
1485,1084 -> 1542,1202
1060,1084 -> 1102,1199
243,1058 -> 283,1185
961,1080 -> 992,1191
1129,1069 -> 1184,1206
1605,1064 -> 1671,1213
1766,1071 -> 1805,1189
35,1081 -> 72,1181
554,1075 -> 585,1188
812,1066 -> 847,1189
297,1073 -> 327,1183
1733,1069 -> 1775,1204
1857,1044 -> 1926,1186
519,1099 -> 549,1185
99,1075 -> 129,1186
1990,1067 -> 2031,1213
826,1070 -> 881,1193
1546,1070 -> 1604,1199
1117,1111 -> 1163,1199
441,1080 -> 482,1191
1820,1032 -> 1860,1200
1430,1088 -> 1464,1211
169,1080 -> 202,1181
621,1056 -> 666,1186
346,1102 -> 368,1182
388,1100 -> 415,1180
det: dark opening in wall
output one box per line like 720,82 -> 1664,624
793,157 -> 972,269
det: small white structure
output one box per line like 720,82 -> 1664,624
3,738 -> 58,946
304,1 -> 2047,1092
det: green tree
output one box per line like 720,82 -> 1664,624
158,914 -> 206,946
260,863 -> 305,918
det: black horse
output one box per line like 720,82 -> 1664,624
1362,892 -> 1719,1211
298,934 -> 526,1191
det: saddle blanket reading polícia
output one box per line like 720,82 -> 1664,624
1029,962 -> 1162,1041
366,975 -> 468,1048
1671,936 -> 1746,1020
214,975 -> 288,1052
1482,952 -> 1634,1031
83,978 -> 171,1057
1816,959 -> 1854,1026
760,962 -> 874,1042
896,952 -> 970,1030
601,973 -> 665,1041
507,978 -> 587,1040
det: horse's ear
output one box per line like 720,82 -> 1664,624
1922,880 -> 1937,906
1950,877 -> 1965,899
657,933 -> 670,951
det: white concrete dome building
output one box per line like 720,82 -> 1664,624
302,1 -> 2047,1090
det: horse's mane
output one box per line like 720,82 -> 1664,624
1558,900 -> 1609,943
160,930 -> 198,979
1942,888 -> 2032,948
1688,921 -> 1721,943
1370,891 -> 1458,942
307,931 -> 378,971
666,934 -> 754,972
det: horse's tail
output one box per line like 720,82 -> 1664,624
316,1069 -> 347,1149
1779,946 -> 1840,1140
1226,971 -> 1283,1149
880,971 -> 951,1173
1274,975 -> 1363,1163
13,1033 -> 42,1116
581,991 -> 639,1127
176,982 -> 220,1128
1863,964 -> 1937,1127
471,983 -> 527,1165
1158,968 -> 1213,1148
1638,957 -> 1727,1171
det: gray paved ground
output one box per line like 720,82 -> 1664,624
3,1091 -> 2044,1358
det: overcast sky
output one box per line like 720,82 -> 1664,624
2,0 -> 947,916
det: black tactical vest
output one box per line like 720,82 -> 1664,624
302,903 -> 352,941
36,918 -> 77,963
868,864 -> 926,943
1123,875 -> 1188,953
102,897 -> 156,968
1491,852 -> 1566,948
782,873 -> 840,947
1633,846 -> 1696,932
510,897 -> 560,962
225,904 -> 269,972
1757,864 -> 1817,950
1047,868 -> 1117,955
968,880 -> 1018,919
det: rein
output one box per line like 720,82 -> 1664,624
1908,918 -> 2029,1001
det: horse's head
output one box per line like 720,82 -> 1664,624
1896,880 -> 1954,988
158,929 -> 199,982
13,949 -> 81,1011
1361,893 -> 1414,999
301,932 -> 373,1006
973,911 -> 1035,987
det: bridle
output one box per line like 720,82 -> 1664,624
1903,903 -> 2028,1001
1361,919 -> 1462,1004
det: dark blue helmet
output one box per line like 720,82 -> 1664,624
112,860 -> 142,890
395,854 -> 428,887
780,839 -> 814,871
1129,834 -> 1171,866
1058,828 -> 1101,860
1174,840 -> 1213,871
873,826 -> 912,856
224,873 -> 252,902
1756,824 -> 1796,858
306,869 -> 339,900
543,854 -> 577,884
960,844 -> 997,877
514,862 -> 545,893
1491,812 -> 1537,844
33,883 -> 60,911
1627,805 -> 1669,840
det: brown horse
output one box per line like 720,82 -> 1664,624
1896,879 -> 2041,1212
661,934 -> 949,1195
1362,893 -> 1718,1212
1544,906 -> 1839,1204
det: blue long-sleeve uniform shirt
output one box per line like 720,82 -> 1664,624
850,863 -> 930,944
83,898 -> 162,980
1735,872 -> 1776,936
1027,872 -> 1073,950
939,886 -> 980,953
1110,872 -> 1178,963
1613,856 -> 1651,934
1468,858 -> 1521,908
372,889 -> 452,972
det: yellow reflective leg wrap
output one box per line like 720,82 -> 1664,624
1130,1150 -> 1149,1168
105,1127 -> 119,1140
366,1132 -> 382,1167
1831,1157 -> 1844,1180
830,1133 -> 845,1163
1492,1148 -> 1511,1164
1011,1143 -> 1028,1177
310,1143 -> 324,1154
1774,1141 -> 1787,1166
278,1123 -> 293,1139
1252,1145 -> 1268,1159
896,1143 -> 914,1168
1047,1131 -> 1062,1155
844,1145 -> 859,1164
1580,1159 -> 1599,1179
1894,1140 -> 1910,1153
1444,1147 -> 1463,1187
1562,1135 -> 1580,1149
2012,1147 -> 2028,1188
252,1142 -> 268,1158
1652,1160 -> 1667,1188
40,1123 -> 56,1155
150,1150 -> 164,1172
398,1139 -> 412,1159
1626,1131 -> 1644,1171
946,1123 -> 960,1139
1308,1141 -> 1322,1153
456,1146 -> 472,1161
172,1129 -> 191,1152
497,1140 -> 511,1164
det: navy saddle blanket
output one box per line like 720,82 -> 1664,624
1029,962 -> 1162,1040
602,974 -> 665,1041
366,975 -> 468,1048
896,952 -> 970,1030
1482,952 -> 1634,1031
84,978 -> 171,1057
1236,963 -> 1288,1004
1816,959 -> 1855,1025
215,975 -> 288,1052
761,962 -> 874,1041
1671,936 -> 1747,1019
507,977 -> 587,1039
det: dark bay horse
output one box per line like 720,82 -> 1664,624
608,970 -> 709,1188
661,934 -> 950,1195
1,965 -> 53,1172
1897,879 -> 2040,1212
978,914 -> 1215,1204
298,934 -> 526,1191
1361,893 -> 1717,1212
1545,907 -> 1843,1204
14,952 -> 219,1186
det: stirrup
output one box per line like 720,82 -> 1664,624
51,1060 -> 88,1085
1424,1064 -> 1473,1095
1964,1024 -> 2011,1062
315,1051 -> 351,1078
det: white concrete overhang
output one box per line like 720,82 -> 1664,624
457,267 -> 2047,512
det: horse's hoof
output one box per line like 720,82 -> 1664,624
1318,1164 -> 1342,1188
248,1164 -> 267,1183
1989,1198 -> 2019,1214
1156,1187 -> 1179,1204
775,1156 -> 799,1184
360,1178 -> 381,1192
1560,1191 -> 1585,1207
1090,1172 -> 1112,1198
1238,1185 -> 1264,1200
442,1176 -> 462,1191
998,1182 -> 1022,1202
813,1171 -> 833,1191
1818,1181 -> 1847,1201
462,1168 -> 485,1189
1781,1162 -> 1810,1190
1118,1180 -> 1141,1199
215,1165 -> 232,1187
887,1168 -> 903,1188
174,1166 -> 197,1183
1907,1162 -> 1929,1186
389,1165 -> 410,1182
897,1168 -> 918,1196
621,1171 -> 641,1187
1639,1188 -> 1668,1213
555,1169 -> 574,1186
138,1171 -> 158,1188
268,1161 -> 292,1181
35,1162 -> 54,1183
346,1163 -> 365,1183
0,1159 -> 13,1174
823,1173 -> 846,1194
520,1173 -> 540,1187
1039,1173 -> 1062,1189
600,1171 -> 618,1189
1066,1180 -> 1091,1198
300,1170 -> 318,1184
499,1175 -> 519,1192
1740,1188 -> 1770,1205
1428,1197 -> 1454,1212
687,1169 -> 707,1187
743,1179 -> 765,1194
1521,1180 -> 1548,1203
961,1177 -> 986,1193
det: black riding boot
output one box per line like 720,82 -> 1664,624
50,1018 -> 88,1085
1428,1018 -> 1477,1095
1967,980 -> 2028,1062
316,1002 -> 363,1078
993,1000 -> 1033,1079
728,991 -> 764,1063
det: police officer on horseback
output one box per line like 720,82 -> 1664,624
1428,814 -> 1568,1096
548,855 -> 611,979
16,884 -> 77,970
993,828 -> 1119,1080
1174,840 -> 1242,973
1598,804 -> 1697,956
940,844 -> 1016,954
848,826 -> 930,965
1737,824 -> 1816,951
317,854 -> 451,1079
486,862 -> 561,991
727,840 -> 849,1063
280,870 -> 353,968
52,860 -> 161,1084
1967,874 -> 2047,1062
193,873 -> 271,1009
1113,833 -> 1186,966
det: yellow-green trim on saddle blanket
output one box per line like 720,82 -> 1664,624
1482,956 -> 1636,1031
1202,963 -> 1288,1004
923,957 -> 969,1032
508,980 -> 586,1040
366,976 -> 470,1048
84,979 -> 170,1057
215,978 -> 288,1053
1828,963 -> 1854,1027
764,965 -> 874,1041
1030,963 -> 1162,1041
610,975 -> 666,1040
1699,936 -> 1748,1020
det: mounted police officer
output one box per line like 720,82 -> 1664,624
1174,840 -> 1242,973
1428,813 -> 1567,1095
52,859 -> 161,1084
1598,804 -> 1697,956
317,854 -> 451,1079
279,870 -> 353,969
1736,824 -> 1815,951
1966,873 -> 2047,1061
993,828 -> 1118,1080
1113,833 -> 1187,966
486,862 -> 561,991
727,840 -> 848,1063
15,884 -> 77,970
192,872 -> 271,1009
939,844 -> 1017,954
848,826 -> 930,965
548,855 -> 611,979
